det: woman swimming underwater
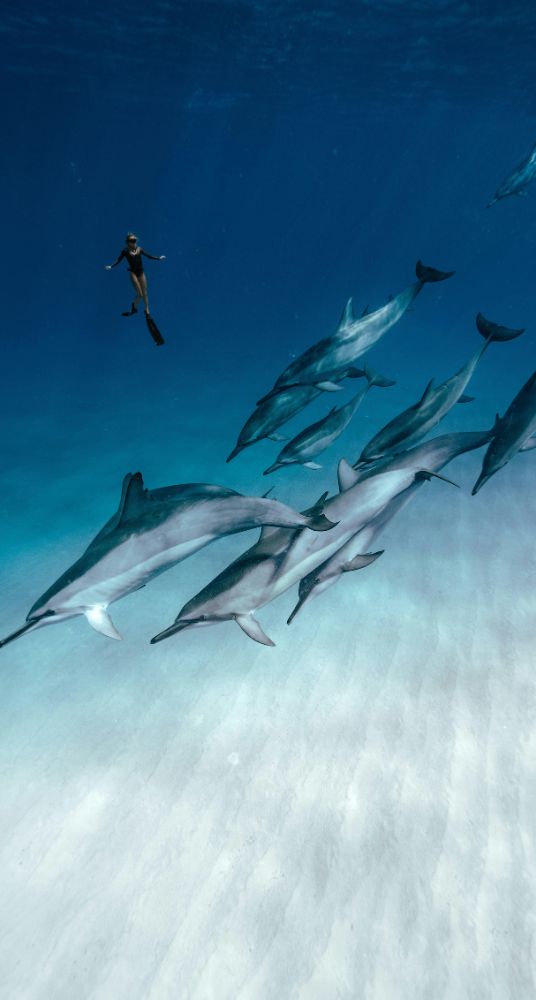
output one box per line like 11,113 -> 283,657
105,233 -> 166,317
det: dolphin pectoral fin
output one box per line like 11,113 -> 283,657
303,461 -> 322,470
519,435 -> 536,452
315,381 -> 344,392
458,394 -> 475,404
234,614 -> 275,646
84,607 -> 122,641
416,470 -> 460,488
342,550 -> 384,572
361,304 -> 370,317
337,458 -> 360,492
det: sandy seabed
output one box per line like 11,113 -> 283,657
0,414 -> 535,1000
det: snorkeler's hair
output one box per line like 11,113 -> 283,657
125,232 -> 138,242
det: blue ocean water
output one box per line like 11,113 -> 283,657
1,4 -> 536,998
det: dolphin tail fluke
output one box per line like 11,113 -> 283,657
235,614 -> 275,646
415,260 -> 456,284
0,619 -> 40,648
476,312 -> 525,343
301,491 -> 338,531
145,313 -> 164,346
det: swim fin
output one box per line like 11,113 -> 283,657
122,304 -> 138,317
145,313 -> 164,346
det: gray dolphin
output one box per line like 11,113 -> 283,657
226,367 -> 367,464
472,371 -> 536,494
487,142 -> 536,207
0,475 -> 337,648
289,429 -> 492,621
355,314 -> 524,465
263,366 -> 395,475
259,261 -> 454,399
151,466 -> 453,647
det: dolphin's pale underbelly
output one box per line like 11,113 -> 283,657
59,534 -> 215,610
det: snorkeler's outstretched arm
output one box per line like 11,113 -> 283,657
105,249 -> 127,270
141,249 -> 166,261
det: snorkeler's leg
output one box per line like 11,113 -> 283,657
139,273 -> 150,315
122,272 -> 142,315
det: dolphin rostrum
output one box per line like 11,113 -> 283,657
472,371 -> 536,494
0,475 -> 337,648
263,366 -> 395,475
151,466 -> 455,647
487,142 -> 536,207
355,314 -> 524,465
289,428 -> 493,621
259,260 -> 454,399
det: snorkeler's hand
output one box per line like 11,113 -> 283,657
105,265 -> 112,270
159,255 -> 166,261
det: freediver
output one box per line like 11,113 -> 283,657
105,232 -> 166,317
105,233 -> 166,345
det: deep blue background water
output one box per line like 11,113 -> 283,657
2,0 -> 536,579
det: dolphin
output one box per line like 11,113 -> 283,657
0,474 -> 337,649
355,314 -> 524,465
226,367 -> 368,464
263,366 -> 395,475
151,466 -> 454,647
289,428 -> 493,621
259,260 -> 454,399
487,142 -> 536,207
472,371 -> 536,494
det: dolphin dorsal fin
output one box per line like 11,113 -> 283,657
235,614 -> 275,646
118,472 -> 148,524
338,297 -> 355,328
337,459 -> 360,492
418,378 -> 435,405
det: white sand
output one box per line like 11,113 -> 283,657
1,440 -> 535,999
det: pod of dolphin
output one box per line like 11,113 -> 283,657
2,224 -> 536,653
